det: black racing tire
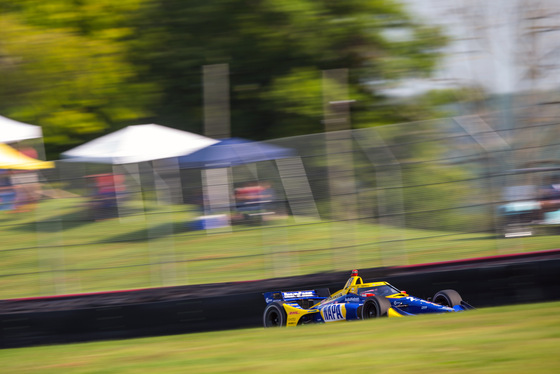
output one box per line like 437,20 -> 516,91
263,302 -> 287,327
361,296 -> 391,319
433,289 -> 462,307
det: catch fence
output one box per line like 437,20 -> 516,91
2,113 -> 560,297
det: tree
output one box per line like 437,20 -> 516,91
0,0 -> 448,157
0,0 -> 157,158
129,0 -> 448,139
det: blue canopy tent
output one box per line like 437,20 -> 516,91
177,137 -> 294,169
177,138 -> 317,227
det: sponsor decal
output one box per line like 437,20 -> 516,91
289,311 -> 300,315
393,300 -> 409,308
283,291 -> 316,299
321,304 -> 345,322
345,297 -> 361,303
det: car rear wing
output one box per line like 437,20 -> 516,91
263,288 -> 330,304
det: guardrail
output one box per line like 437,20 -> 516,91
2,250 -> 560,349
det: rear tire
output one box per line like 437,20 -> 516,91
361,296 -> 391,319
263,302 -> 287,327
433,289 -> 462,307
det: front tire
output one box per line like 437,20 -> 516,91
433,289 -> 462,307
361,296 -> 391,319
263,302 -> 287,327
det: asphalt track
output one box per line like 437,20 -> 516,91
2,248 -> 559,313
1,249 -> 559,348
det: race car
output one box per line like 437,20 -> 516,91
263,269 -> 474,327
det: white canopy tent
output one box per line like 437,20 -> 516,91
61,124 -> 220,214
61,124 -> 218,164
0,115 -> 43,143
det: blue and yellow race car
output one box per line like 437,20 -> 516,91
263,269 -> 474,327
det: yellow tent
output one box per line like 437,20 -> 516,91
0,143 -> 54,170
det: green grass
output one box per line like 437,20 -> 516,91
1,197 -> 559,298
1,302 -> 559,373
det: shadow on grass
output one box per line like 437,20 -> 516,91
101,220 -> 194,243
11,203 -> 164,233
451,234 -> 500,241
10,209 -> 94,232
101,217 -> 270,244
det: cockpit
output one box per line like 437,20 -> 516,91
344,269 -> 364,289
358,284 -> 401,297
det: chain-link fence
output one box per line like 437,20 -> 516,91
2,114 -> 560,298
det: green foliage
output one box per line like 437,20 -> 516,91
0,0 -> 449,157
423,86 -> 489,107
0,1 -> 157,158
129,0 -> 449,139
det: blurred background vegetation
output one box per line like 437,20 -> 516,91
0,0 -> 450,159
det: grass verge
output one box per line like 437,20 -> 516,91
1,301 -> 559,373
1,197 -> 559,298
